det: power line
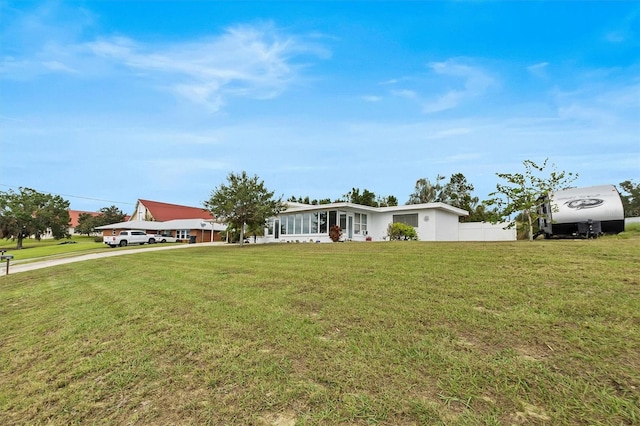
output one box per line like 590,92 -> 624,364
0,183 -> 136,205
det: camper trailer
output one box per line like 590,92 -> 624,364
537,185 -> 625,238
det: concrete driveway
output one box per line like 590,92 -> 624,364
2,242 -> 226,275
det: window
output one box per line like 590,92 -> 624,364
287,215 -> 294,234
303,213 -> 311,234
339,212 -> 347,230
354,213 -> 368,234
393,214 -> 418,227
328,211 -> 337,229
319,212 -> 327,233
311,212 -> 319,233
176,229 -> 190,239
295,214 -> 303,234
267,218 -> 274,235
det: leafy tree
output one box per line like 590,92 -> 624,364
76,213 -> 98,236
377,195 -> 399,207
485,159 -> 578,241
618,180 -> 640,217
387,222 -> 418,240
204,171 -> 284,246
96,205 -> 127,226
287,196 -> 332,205
407,175 -> 445,204
344,188 -> 377,207
75,205 -> 126,236
439,173 -> 476,208
0,187 -> 70,249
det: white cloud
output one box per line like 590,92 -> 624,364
362,95 -> 381,102
3,12 -> 328,112
421,59 -> 495,113
81,25 -> 326,111
527,62 -> 549,78
391,89 -> 418,99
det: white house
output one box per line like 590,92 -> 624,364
257,202 -> 469,243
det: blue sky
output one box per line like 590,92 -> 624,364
1,1 -> 639,213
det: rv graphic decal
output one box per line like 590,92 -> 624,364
564,199 -> 604,210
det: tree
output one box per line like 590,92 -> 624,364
96,205 -> 127,226
344,188 -> 377,207
76,213 -> 98,236
204,171 -> 284,246
619,180 -> 640,217
485,159 -> 578,241
407,175 -> 445,204
0,187 -> 70,249
377,195 -> 399,207
75,205 -> 126,236
437,172 -> 482,221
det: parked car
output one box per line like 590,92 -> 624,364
152,233 -> 178,243
103,230 -> 155,247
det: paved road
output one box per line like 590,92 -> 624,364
2,242 -> 226,275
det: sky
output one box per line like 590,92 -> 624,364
1,1 -> 639,214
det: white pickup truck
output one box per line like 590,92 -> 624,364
104,230 -> 155,248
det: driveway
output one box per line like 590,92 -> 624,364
2,242 -> 226,275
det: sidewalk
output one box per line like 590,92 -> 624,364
1,242 -> 226,275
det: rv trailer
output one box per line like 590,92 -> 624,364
537,185 -> 625,238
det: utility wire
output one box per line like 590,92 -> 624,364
0,183 -> 136,205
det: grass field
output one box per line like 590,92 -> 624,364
1,238 -> 639,425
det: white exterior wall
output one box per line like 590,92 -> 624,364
257,202 -> 467,243
458,222 -> 516,241
433,210 -> 461,241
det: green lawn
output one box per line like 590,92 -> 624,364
0,236 -> 110,261
1,238 -> 639,425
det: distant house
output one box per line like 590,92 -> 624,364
96,199 -> 224,243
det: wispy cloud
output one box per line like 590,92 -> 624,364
527,62 -> 549,78
422,59 -> 495,113
2,6 -> 328,112
362,95 -> 381,102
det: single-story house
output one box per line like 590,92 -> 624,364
95,199 -> 224,243
256,201 -> 470,243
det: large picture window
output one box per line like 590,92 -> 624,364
393,213 -> 418,228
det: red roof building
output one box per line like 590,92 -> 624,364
68,210 -> 100,227
132,199 -> 215,222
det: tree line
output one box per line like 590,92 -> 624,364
1,160 -> 639,248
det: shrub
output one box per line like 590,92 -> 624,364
94,236 -> 103,243
329,225 -> 342,242
387,222 -> 418,241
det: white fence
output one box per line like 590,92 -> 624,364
625,217 -> 640,225
458,222 -> 516,241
